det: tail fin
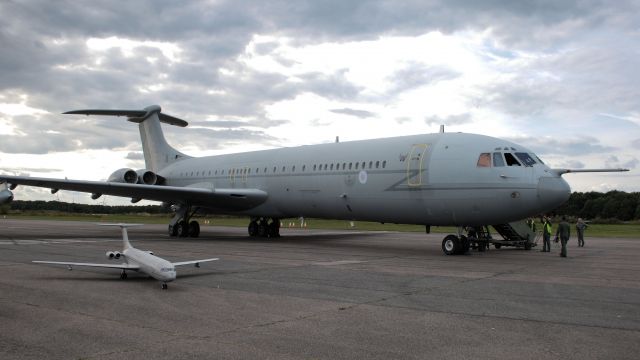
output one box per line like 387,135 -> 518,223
96,223 -> 144,250
64,105 -> 191,172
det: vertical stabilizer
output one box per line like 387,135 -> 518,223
138,111 -> 190,172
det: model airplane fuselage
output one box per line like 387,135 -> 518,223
33,223 -> 218,289
1,105 -> 628,255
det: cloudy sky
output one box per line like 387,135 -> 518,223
1,0 -> 638,204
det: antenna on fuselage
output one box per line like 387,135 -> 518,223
439,125 -> 445,133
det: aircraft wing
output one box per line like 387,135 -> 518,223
172,258 -> 219,267
0,175 -> 268,210
32,260 -> 140,270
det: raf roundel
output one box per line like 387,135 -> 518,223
358,170 -> 368,184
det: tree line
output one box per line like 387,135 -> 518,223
554,191 -> 640,221
2,191 -> 640,221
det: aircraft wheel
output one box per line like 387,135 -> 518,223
494,243 -> 502,249
168,224 -> 178,237
442,235 -> 459,255
248,221 -> 259,237
524,241 -> 532,250
188,221 -> 200,238
176,221 -> 188,237
257,222 -> 268,237
120,271 -> 127,280
458,236 -> 471,254
162,283 -> 168,290
478,241 -> 487,252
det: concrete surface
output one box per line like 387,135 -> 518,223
1,218 -> 639,359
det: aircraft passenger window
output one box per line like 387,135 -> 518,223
382,160 -> 386,168
273,166 -> 276,173
349,162 -> 352,170
191,172 -> 194,176
324,164 -> 328,170
375,161 -> 380,168
355,162 -> 359,170
282,166 -> 285,172
264,167 -> 267,173
302,165 -> 306,171
292,166 -> 296,172
330,164 -> 334,170
313,164 -> 317,171
361,162 -> 366,169
493,153 -> 505,167
504,153 -> 521,166
477,153 -> 491,167
369,161 -> 373,169
342,163 -> 346,170
515,152 -> 536,167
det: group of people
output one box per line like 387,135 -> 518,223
536,216 -> 588,257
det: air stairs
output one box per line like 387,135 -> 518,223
465,220 -> 538,252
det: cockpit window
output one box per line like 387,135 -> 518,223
533,154 -> 545,164
492,152 -> 505,167
161,267 -> 175,272
515,152 -> 536,167
504,153 -> 521,166
477,153 -> 491,167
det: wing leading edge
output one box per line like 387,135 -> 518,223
32,260 -> 140,270
172,258 -> 219,267
0,175 -> 268,210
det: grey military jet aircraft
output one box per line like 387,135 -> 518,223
0,105 -> 627,255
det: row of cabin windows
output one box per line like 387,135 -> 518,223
477,152 -> 540,168
179,160 -> 387,178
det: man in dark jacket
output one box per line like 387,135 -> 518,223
556,216 -> 571,257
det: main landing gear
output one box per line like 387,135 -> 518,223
248,217 -> 281,238
162,283 -> 168,290
168,205 -> 201,238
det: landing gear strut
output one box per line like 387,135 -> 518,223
248,217 -> 280,238
168,205 -> 201,238
162,283 -> 168,290
120,270 -> 128,280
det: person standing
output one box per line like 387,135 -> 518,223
576,218 -> 588,247
556,216 -> 571,257
541,216 -> 552,252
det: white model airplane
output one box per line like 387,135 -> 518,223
32,223 -> 219,289
1,105 -> 628,255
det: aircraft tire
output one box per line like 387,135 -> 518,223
168,224 -> 178,237
458,236 -> 471,254
162,283 -> 168,290
257,222 -> 268,237
248,221 -> 259,236
188,221 -> 200,238
176,221 -> 188,237
442,235 -> 459,255
494,243 -> 502,249
524,241 -> 532,250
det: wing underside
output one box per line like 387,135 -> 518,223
0,175 -> 268,210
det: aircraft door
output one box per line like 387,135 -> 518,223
407,144 -> 429,186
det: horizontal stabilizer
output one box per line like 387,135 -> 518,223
64,105 -> 188,127
552,168 -> 629,175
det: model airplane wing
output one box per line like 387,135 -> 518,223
32,260 -> 140,270
171,258 -> 219,267
0,175 -> 267,210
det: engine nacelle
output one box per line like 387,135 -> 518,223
136,169 -> 158,185
0,189 -> 14,205
106,251 -> 122,260
107,168 -> 138,184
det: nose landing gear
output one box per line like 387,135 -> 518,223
248,217 -> 281,238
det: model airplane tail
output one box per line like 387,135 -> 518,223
64,105 -> 191,172
96,223 -> 143,250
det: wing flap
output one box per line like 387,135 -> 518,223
0,175 -> 267,210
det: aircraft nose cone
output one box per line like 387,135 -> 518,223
537,176 -> 571,210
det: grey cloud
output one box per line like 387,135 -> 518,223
330,108 -> 375,119
425,113 -> 472,126
126,152 -> 144,160
556,160 -> 585,169
632,139 -> 640,150
388,64 -> 459,93
510,136 -> 616,156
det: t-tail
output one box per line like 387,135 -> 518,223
96,223 -> 144,250
64,105 -> 191,172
